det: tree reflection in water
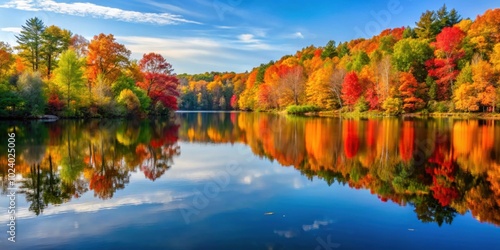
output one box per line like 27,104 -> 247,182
176,113 -> 500,227
1,113 -> 499,227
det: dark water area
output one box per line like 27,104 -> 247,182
0,112 -> 499,249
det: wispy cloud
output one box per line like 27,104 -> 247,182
115,35 -> 289,73
116,36 -> 223,60
140,0 -> 205,18
236,33 -> 274,50
0,27 -> 22,33
238,33 -> 255,43
0,0 -> 201,25
215,25 -> 236,29
0,191 -> 178,222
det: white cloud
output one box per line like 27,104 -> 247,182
0,0 -> 201,25
293,32 -> 304,39
0,27 -> 22,33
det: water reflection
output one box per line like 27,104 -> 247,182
1,113 -> 499,227
0,119 -> 180,216
177,113 -> 500,226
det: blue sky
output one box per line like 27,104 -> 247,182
0,0 -> 497,74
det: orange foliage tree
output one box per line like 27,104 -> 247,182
399,72 -> 425,112
86,33 -> 130,84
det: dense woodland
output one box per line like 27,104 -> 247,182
0,6 -> 499,117
178,6 -> 500,115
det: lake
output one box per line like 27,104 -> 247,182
0,112 -> 499,249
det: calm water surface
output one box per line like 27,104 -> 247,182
0,112 -> 499,249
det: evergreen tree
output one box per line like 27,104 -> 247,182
16,17 -> 45,71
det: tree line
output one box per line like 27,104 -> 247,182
178,6 -> 500,115
0,18 -> 179,118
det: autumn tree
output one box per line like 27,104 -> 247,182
16,17 -> 45,71
454,60 -> 495,112
341,72 -> 362,109
306,63 -> 335,109
91,74 -> 113,112
329,67 -> 347,109
137,53 -> 179,111
278,65 -> 305,106
399,72 -> 425,112
69,34 -> 89,58
426,26 -> 465,100
374,54 -> 393,102
257,64 -> 280,109
0,42 -> 13,80
86,33 -> 130,84
467,9 -> 500,57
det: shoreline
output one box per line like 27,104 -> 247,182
1,111 -> 500,121
308,111 -> 500,120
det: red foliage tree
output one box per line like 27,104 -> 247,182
230,95 -> 238,109
137,53 -> 180,110
365,84 -> 379,110
426,27 -> 465,100
341,72 -> 362,108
